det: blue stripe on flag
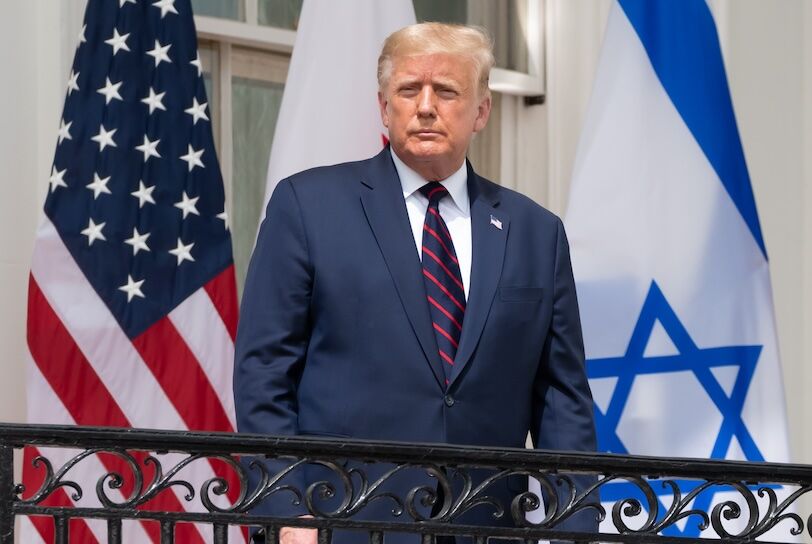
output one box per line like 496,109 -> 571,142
618,0 -> 767,259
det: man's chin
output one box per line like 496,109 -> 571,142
402,145 -> 449,163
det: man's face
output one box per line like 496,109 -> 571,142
378,53 -> 491,180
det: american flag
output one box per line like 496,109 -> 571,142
24,0 -> 243,542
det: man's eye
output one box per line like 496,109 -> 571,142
398,87 -> 419,97
437,89 -> 458,98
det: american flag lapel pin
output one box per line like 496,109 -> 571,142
490,214 -> 502,230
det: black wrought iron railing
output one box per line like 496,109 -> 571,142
1,423 -> 810,543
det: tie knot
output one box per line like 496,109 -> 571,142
419,183 -> 449,204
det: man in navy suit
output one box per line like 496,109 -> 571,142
235,22 -> 596,544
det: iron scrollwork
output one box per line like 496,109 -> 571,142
8,431 -> 812,542
16,448 -> 250,512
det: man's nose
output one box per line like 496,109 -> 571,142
417,87 -> 437,117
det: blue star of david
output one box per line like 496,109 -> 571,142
586,281 -> 763,537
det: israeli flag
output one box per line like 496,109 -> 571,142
565,0 -> 792,538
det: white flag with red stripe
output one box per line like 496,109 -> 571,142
262,0 -> 416,211
24,0 -> 243,542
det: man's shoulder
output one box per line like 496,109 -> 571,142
278,156 -> 376,195
476,175 -> 562,228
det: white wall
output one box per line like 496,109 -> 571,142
719,0 -> 810,465
0,0 -> 86,426
805,0 -> 812,470
0,0 -> 810,460
1,4 -> 56,425
0,2 -> 37,427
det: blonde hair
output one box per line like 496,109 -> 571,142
377,22 -> 495,98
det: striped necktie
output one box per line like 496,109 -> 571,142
419,183 -> 466,386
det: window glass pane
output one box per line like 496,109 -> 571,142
197,42 -> 220,153
413,0 -> 529,73
231,77 -> 285,294
191,0 -> 244,20
412,0 -> 466,24
258,0 -> 304,29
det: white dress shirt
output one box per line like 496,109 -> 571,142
390,149 -> 472,299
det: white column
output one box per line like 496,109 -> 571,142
802,0 -> 812,465
543,0 -> 611,215
719,0 -> 806,464
0,0 -> 86,429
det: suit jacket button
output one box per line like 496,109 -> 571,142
444,395 -> 455,407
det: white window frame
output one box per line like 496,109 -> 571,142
490,0 -> 545,96
194,0 -> 545,96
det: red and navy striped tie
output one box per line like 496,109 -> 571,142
419,183 -> 466,386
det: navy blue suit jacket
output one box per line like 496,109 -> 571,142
234,148 -> 597,540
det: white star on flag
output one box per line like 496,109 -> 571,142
174,191 -> 200,218
78,24 -> 86,45
105,29 -> 131,55
216,209 -> 229,230
152,0 -> 179,18
141,87 -> 167,114
97,77 -> 123,104
124,228 -> 151,256
184,98 -> 209,125
67,70 -> 80,96
135,135 -> 161,162
147,39 -> 172,67
131,181 -> 156,208
190,53 -> 202,76
57,120 -> 72,144
120,0 -> 137,6
86,173 -> 112,199
180,144 -> 204,171
81,218 -> 107,246
169,238 -> 195,265
49,167 -> 67,193
91,124 -> 117,151
118,275 -> 146,302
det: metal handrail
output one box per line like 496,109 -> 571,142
1,423 -> 807,543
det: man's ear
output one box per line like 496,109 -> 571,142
378,91 -> 390,128
473,93 -> 492,133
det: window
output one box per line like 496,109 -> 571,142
413,0 -> 530,73
258,0 -> 304,29
198,43 -> 289,293
191,0 -> 243,20
193,1 -> 543,292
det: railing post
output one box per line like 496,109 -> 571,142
263,526 -> 278,544
54,516 -> 69,544
0,445 -> 14,544
213,523 -> 228,543
160,520 -> 175,544
317,528 -> 332,544
107,518 -> 122,544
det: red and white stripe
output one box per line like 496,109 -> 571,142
24,217 -> 245,543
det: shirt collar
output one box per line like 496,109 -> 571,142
391,148 -> 470,215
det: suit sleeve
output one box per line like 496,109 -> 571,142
233,179 -> 312,517
531,217 -> 599,533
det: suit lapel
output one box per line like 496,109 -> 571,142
359,149 -> 446,390
449,167 -> 509,388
